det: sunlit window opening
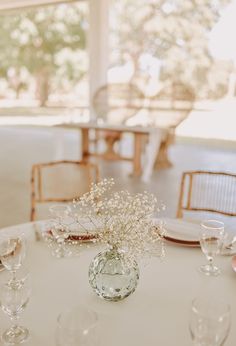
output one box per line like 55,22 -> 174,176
0,0 -> 235,143
0,2 -> 89,123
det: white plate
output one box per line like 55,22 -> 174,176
163,218 -> 200,246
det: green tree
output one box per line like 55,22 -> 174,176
111,0 -> 231,98
0,3 -> 87,105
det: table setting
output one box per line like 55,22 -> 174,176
0,179 -> 235,345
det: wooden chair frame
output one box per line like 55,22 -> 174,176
176,170 -> 236,218
30,160 -> 100,221
92,83 -> 144,121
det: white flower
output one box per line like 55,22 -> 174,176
72,178 -> 165,263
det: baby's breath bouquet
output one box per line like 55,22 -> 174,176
72,178 -> 165,263
72,178 -> 165,301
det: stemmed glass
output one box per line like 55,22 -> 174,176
55,305 -> 98,346
0,275 -> 31,344
0,234 -> 26,288
49,204 -> 73,258
189,297 -> 231,346
199,220 -> 224,276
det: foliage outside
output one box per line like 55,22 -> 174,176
110,0 -> 232,99
0,3 -> 88,106
0,0 -> 234,107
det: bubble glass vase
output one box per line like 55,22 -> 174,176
88,247 -> 139,302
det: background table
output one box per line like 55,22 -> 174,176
57,122 -> 164,181
0,221 -> 235,345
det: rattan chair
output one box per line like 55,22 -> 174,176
176,171 -> 236,219
92,83 -> 145,157
30,160 -> 100,221
147,82 -> 195,168
93,83 -> 144,125
92,82 -> 194,169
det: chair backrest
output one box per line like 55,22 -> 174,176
93,83 -> 144,125
146,82 -> 195,129
176,171 -> 236,218
30,160 -> 100,221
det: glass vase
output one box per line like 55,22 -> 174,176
88,246 -> 139,302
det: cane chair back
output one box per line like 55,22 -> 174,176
177,171 -> 236,219
30,160 -> 100,221
145,82 -> 195,169
147,82 -> 195,129
93,83 -> 144,125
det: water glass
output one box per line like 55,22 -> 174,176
199,220 -> 224,276
0,234 -> 26,288
0,275 -> 31,344
55,305 -> 98,346
49,204 -> 73,258
189,297 -> 231,346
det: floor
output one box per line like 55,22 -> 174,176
0,125 -> 236,229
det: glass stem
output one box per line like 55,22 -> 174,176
56,237 -> 66,258
10,313 -> 19,331
58,238 -> 65,249
11,270 -> 17,284
208,257 -> 214,270
58,221 -> 66,252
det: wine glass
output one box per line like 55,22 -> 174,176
49,204 -> 73,258
55,305 -> 98,346
189,297 -> 231,345
199,220 -> 224,276
0,275 -> 31,344
0,234 -> 26,288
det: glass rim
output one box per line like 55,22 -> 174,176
200,219 -> 224,230
49,204 -> 71,212
191,297 -> 231,318
0,234 -> 26,257
57,305 -> 98,332
0,231 -> 26,240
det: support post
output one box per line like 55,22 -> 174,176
88,0 -> 109,120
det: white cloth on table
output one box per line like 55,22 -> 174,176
141,127 -> 165,183
0,220 -> 236,346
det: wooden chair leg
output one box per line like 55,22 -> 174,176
81,128 -> 90,162
132,133 -> 143,176
30,167 -> 36,222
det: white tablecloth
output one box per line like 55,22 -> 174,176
0,221 -> 235,346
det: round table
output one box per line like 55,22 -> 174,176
0,221 -> 235,346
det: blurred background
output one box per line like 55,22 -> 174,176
0,0 -> 236,228
0,0 -> 235,143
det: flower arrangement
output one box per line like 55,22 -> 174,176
72,178 -> 165,263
